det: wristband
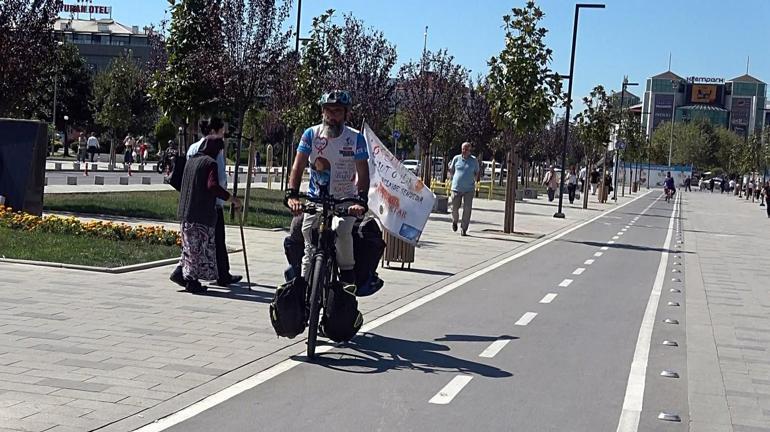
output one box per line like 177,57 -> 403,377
285,188 -> 300,199
357,190 -> 369,204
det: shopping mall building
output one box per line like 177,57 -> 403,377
637,71 -> 768,138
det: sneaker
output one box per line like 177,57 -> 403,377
214,274 -> 243,287
169,267 -> 185,287
452,222 -> 458,232
461,230 -> 468,237
341,282 -> 357,295
185,279 -> 207,294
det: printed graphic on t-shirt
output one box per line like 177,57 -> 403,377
298,125 -> 368,198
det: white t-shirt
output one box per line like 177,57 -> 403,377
297,124 -> 368,198
87,136 -> 99,149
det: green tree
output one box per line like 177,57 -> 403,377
154,116 -> 177,151
0,0 -> 61,116
486,1 -> 562,232
92,54 -> 155,166
575,85 -> 614,208
151,0 -> 224,142
399,49 -> 468,187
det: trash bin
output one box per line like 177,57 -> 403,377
382,230 -> 415,269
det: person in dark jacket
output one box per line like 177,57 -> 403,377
175,132 -> 241,293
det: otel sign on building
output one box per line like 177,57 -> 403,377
59,0 -> 112,16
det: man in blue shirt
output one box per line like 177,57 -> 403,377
448,142 -> 480,236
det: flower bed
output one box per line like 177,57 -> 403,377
0,205 -> 180,247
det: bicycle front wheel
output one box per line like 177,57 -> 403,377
307,253 -> 327,359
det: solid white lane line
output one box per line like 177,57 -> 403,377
584,259 -> 595,265
601,246 -> 609,250
539,293 -> 558,304
615,193 -> 678,432
515,312 -> 538,326
429,375 -> 474,404
559,279 -> 573,287
594,252 -> 604,257
573,268 -> 585,275
133,192 -> 656,432
479,338 -> 514,358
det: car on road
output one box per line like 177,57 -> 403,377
482,161 -> 507,180
402,159 -> 420,175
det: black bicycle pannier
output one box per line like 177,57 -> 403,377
321,282 -> 363,342
352,218 -> 386,295
269,277 -> 307,338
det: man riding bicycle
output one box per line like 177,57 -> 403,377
286,90 -> 370,292
664,171 -> 676,201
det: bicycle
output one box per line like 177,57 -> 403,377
284,191 -> 368,359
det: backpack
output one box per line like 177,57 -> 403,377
269,277 -> 307,338
320,282 -> 363,342
352,218 -> 386,296
165,155 -> 186,191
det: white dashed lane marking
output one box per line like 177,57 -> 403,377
539,293 -> 558,304
594,252 -> 604,257
429,375 -> 474,404
515,312 -> 538,326
584,259 -> 595,265
559,279 -> 573,287
601,246 -> 609,250
479,338 -> 514,358
573,268 -> 585,275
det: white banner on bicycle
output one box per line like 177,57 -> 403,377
363,123 -> 435,244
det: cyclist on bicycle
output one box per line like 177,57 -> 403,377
286,90 -> 370,291
664,171 -> 676,200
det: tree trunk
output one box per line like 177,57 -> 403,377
599,151 -> 608,204
420,142 -> 431,189
442,150 -> 449,182
583,159 -> 592,209
503,147 -> 517,234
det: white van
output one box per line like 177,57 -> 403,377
482,161 -> 505,179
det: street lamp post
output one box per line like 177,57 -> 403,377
554,3 -> 606,219
63,115 -> 69,159
51,41 -> 65,157
612,76 -> 638,201
668,79 -> 678,167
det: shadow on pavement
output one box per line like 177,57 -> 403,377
310,332 -> 513,378
435,334 -> 518,342
560,239 -> 692,255
176,284 -> 277,303
382,267 -> 454,277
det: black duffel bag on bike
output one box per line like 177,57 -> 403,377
320,282 -> 363,343
352,218 -> 386,297
269,277 -> 307,338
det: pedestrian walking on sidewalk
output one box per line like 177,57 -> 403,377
590,169 -> 600,195
566,165 -> 578,204
747,179 -> 755,202
76,135 -> 87,163
448,142 -> 480,236
171,118 -> 242,289
764,183 -> 770,217
174,123 -> 242,294
543,165 -> 559,202
123,134 -> 135,170
578,165 -> 586,193
684,176 -> 691,192
86,132 -> 99,162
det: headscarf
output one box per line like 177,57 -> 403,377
197,137 -> 224,158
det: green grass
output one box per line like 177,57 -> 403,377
43,188 -> 293,229
0,226 -> 179,268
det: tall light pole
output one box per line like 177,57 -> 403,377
613,76 -> 638,201
554,3 -> 605,219
667,79 -> 678,166
52,41 -> 65,156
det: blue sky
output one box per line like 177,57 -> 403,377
71,0 -> 770,106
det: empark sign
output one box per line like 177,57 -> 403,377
686,76 -> 725,84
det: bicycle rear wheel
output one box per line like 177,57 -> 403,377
307,253 -> 327,359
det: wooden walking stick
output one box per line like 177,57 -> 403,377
239,139 -> 256,290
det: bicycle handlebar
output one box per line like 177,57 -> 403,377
283,192 -> 369,217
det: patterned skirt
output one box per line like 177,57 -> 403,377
180,221 -> 218,281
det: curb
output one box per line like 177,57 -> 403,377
0,249 -> 243,274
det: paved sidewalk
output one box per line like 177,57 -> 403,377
684,191 -> 770,432
0,191 -> 643,432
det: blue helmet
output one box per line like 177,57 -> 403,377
319,90 -> 352,107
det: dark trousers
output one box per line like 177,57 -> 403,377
215,207 -> 229,279
547,188 -> 555,202
567,184 -> 576,203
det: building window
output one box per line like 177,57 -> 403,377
111,36 -> 128,46
91,35 -> 102,44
